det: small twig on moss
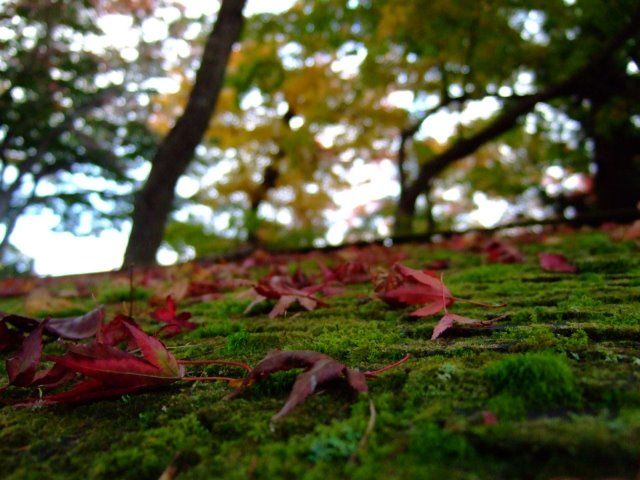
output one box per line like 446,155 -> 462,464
364,353 -> 411,378
158,452 -> 181,480
349,399 -> 377,464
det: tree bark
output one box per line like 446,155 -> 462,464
123,0 -> 247,266
592,129 -> 640,211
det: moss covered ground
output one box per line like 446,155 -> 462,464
1,230 -> 639,479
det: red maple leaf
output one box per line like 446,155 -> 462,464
2,320 -> 76,390
36,323 -> 186,404
538,253 -> 578,273
96,313 -> 140,349
6,317 -> 248,406
483,239 -> 524,264
151,295 -> 197,337
245,275 -> 327,318
319,261 -> 370,284
375,264 -> 454,317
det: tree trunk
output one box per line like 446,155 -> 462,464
424,185 -> 436,236
592,131 -> 640,211
246,163 -> 280,245
394,191 -> 416,237
123,0 -> 247,266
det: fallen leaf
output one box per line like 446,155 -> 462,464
45,306 -> 105,339
40,323 -> 185,404
246,275 -> 326,318
481,410 -> 498,425
0,307 -> 104,351
622,220 -> 640,241
375,264 -> 454,317
96,313 -> 140,348
431,312 -> 507,340
0,321 -> 24,351
483,239 -> 524,264
5,321 -> 46,388
151,296 -> 196,337
425,259 -> 450,270
0,278 -> 35,298
149,278 -> 190,305
538,253 -> 578,273
319,261 -> 370,284
227,350 -> 368,423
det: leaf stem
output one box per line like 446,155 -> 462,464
364,353 -> 411,377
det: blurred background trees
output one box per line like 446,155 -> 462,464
1,0 -> 638,272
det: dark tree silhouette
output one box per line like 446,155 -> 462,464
124,0 -> 247,266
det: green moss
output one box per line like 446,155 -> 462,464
485,352 -> 581,412
97,286 -> 150,304
409,421 -> 474,462
305,322 -> 401,363
223,329 -> 281,354
1,230 -> 639,479
188,319 -> 241,339
91,414 -> 208,479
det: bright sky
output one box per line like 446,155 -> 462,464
8,0 -> 515,276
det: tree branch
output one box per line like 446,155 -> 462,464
402,8 -> 640,205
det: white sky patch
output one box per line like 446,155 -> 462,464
327,159 -> 399,244
176,175 -> 200,198
331,43 -> 367,78
317,125 -> 346,149
418,110 -> 457,142
384,90 -> 414,110
11,212 -> 129,276
467,192 -> 509,228
442,186 -> 462,202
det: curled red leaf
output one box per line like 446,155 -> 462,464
0,306 -> 104,351
45,306 -> 104,340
